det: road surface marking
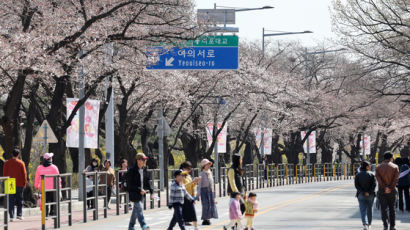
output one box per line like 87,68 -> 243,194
203,183 -> 351,230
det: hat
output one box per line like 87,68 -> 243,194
201,159 -> 212,167
174,169 -> 183,177
136,153 -> 149,161
43,153 -> 54,160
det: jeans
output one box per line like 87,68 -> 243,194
379,191 -> 396,228
128,201 -> 147,230
168,203 -> 185,230
398,185 -> 410,211
357,193 -> 374,226
9,186 -> 24,219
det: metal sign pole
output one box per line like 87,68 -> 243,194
78,50 -> 85,201
158,106 -> 164,191
105,43 -> 115,165
43,123 -> 48,154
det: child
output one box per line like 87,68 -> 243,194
244,193 -> 258,230
168,169 -> 196,230
223,192 -> 242,230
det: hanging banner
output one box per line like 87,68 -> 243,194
360,135 -> 371,155
301,131 -> 316,154
206,122 -> 227,153
66,98 -> 100,149
254,128 -> 272,155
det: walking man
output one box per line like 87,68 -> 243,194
127,153 -> 153,230
375,152 -> 399,230
3,149 -> 27,221
355,161 -> 376,230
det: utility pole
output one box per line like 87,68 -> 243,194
78,50 -> 85,201
105,43 -> 115,165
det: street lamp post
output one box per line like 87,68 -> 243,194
262,29 -> 313,58
259,29 -> 312,154
206,4 -> 274,33
303,48 -> 346,165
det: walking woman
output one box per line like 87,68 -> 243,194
355,161 -> 376,230
180,161 -> 201,230
228,154 -> 244,195
197,159 -> 218,225
101,159 -> 116,209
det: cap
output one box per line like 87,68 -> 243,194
43,153 -> 54,160
136,153 -> 149,161
201,159 -> 212,167
174,169 -> 183,177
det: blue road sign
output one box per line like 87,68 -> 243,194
146,46 -> 238,70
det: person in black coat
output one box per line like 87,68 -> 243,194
127,153 -> 153,230
355,161 -> 376,230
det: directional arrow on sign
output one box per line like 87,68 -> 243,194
165,57 -> 174,66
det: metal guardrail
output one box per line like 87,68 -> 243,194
82,171 -> 108,223
29,163 -> 361,230
41,173 -> 72,230
0,177 -> 9,230
115,170 -> 129,215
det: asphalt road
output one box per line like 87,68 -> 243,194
61,181 -> 410,230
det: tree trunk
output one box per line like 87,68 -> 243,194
1,72 -> 27,159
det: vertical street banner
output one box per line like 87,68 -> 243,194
301,131 -> 317,153
206,122 -> 228,153
254,128 -> 273,155
360,135 -> 371,155
66,98 -> 100,149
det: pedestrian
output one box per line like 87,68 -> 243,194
355,161 -> 376,230
119,158 -> 129,206
101,159 -> 116,209
375,152 -> 399,230
85,175 -> 95,209
197,159 -> 218,225
244,192 -> 258,230
167,169 -> 196,230
34,153 -> 61,217
84,158 -> 99,172
180,161 -> 200,230
223,192 -> 243,230
398,157 -> 410,212
3,149 -> 27,221
228,154 -> 245,214
127,153 -> 153,230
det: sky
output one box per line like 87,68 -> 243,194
195,0 -> 337,48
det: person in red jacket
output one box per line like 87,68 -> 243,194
3,149 -> 27,221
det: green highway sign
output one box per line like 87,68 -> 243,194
192,35 -> 238,47
155,35 -> 238,48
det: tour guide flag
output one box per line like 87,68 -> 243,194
206,122 -> 228,153
66,98 -> 100,149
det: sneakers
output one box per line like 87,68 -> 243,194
142,226 -> 150,230
9,218 -> 14,222
363,225 -> 368,230
16,216 -> 24,220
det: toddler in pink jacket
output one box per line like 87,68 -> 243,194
224,192 -> 242,230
